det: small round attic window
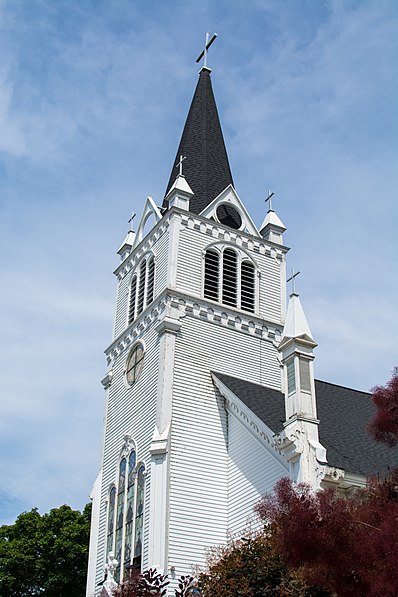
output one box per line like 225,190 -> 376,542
216,203 -> 242,230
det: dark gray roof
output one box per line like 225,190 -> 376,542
163,68 -> 234,215
214,372 -> 398,477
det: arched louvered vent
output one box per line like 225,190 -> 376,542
204,249 -> 219,301
241,261 -> 255,313
222,248 -> 237,307
128,276 -> 137,324
137,260 -> 146,315
146,257 -> 155,306
203,245 -> 257,313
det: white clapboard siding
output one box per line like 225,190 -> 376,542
168,309 -> 283,578
94,321 -> 160,588
228,413 -> 288,535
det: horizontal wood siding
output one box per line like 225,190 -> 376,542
168,312 -> 282,578
228,413 -> 288,535
169,320 -> 228,577
94,323 -> 160,589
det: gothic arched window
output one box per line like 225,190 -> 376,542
204,246 -> 256,313
105,446 -> 146,582
128,254 -> 156,324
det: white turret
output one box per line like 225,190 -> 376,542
277,285 -> 327,486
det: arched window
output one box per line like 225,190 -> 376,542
222,248 -> 238,307
123,450 -> 136,569
128,255 -> 156,325
114,458 -> 126,581
137,260 -> 146,316
204,249 -> 219,301
241,260 -> 255,312
133,465 -> 146,569
106,486 -> 116,557
204,246 -> 256,313
146,256 -> 155,305
128,276 -> 137,325
105,446 -> 146,582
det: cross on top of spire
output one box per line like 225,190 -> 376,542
176,155 -> 186,177
196,32 -> 218,71
287,268 -> 300,295
265,190 -> 275,212
128,212 -> 136,231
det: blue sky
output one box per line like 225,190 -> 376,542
0,0 -> 397,525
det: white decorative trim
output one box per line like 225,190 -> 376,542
155,317 -> 181,335
101,371 -> 113,389
105,289 -> 284,365
115,219 -> 170,278
212,374 -> 288,469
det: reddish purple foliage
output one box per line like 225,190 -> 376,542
369,368 -> 398,447
255,475 -> 398,597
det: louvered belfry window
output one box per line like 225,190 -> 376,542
128,255 -> 156,324
204,246 -> 256,313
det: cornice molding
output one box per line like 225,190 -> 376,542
114,206 -> 288,283
105,288 -> 284,365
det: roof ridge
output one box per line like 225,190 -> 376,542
315,378 -> 371,395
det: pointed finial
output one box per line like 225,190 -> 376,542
265,190 -> 275,212
128,212 -> 136,231
287,268 -> 300,295
196,32 -> 218,70
176,155 -> 186,177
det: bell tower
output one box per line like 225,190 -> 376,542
87,41 -> 290,596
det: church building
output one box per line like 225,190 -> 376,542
85,44 -> 396,597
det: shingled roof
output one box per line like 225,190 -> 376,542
163,68 -> 234,214
214,372 -> 398,477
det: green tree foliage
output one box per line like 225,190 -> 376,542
0,503 -> 91,597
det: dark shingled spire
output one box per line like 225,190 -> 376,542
163,68 -> 234,214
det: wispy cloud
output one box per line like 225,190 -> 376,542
0,0 -> 396,525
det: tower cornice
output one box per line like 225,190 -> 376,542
114,205 -> 290,282
104,287 -> 285,366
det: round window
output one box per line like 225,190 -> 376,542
126,343 -> 144,385
216,203 -> 242,229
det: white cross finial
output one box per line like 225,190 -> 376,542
176,155 -> 186,177
265,190 -> 275,212
287,268 -> 300,295
128,212 -> 136,230
196,32 -> 218,69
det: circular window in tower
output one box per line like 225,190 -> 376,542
216,203 -> 242,230
125,343 -> 145,385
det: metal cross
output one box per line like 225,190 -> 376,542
287,268 -> 300,294
128,212 -> 136,230
196,32 -> 218,69
176,154 -> 186,176
265,190 -> 275,212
